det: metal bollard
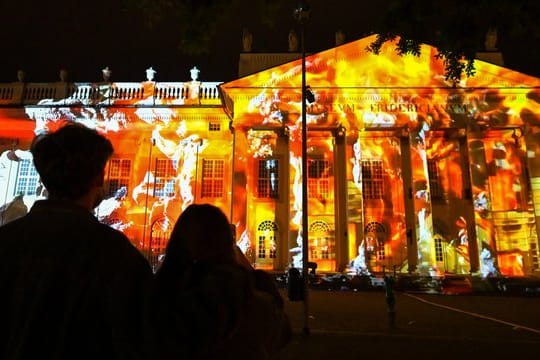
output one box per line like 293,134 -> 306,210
384,275 -> 396,328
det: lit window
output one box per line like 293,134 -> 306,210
377,246 -> 385,260
309,221 -> 334,261
258,236 -> 267,258
308,159 -> 330,200
154,159 -> 176,197
15,159 -> 39,195
361,160 -> 384,200
201,159 -> 224,198
427,159 -> 444,201
434,236 -> 444,262
257,159 -> 279,198
107,159 -> 131,197
257,220 -> 278,260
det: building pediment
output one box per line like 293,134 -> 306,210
220,35 -> 540,130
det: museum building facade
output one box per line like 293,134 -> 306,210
1,36 -> 539,277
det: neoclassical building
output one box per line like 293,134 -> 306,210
1,35 -> 539,277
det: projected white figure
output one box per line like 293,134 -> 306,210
287,143 -> 304,269
95,186 -> 132,231
152,123 -> 207,210
351,139 -> 361,188
132,171 -> 156,204
290,230 -> 304,269
289,153 -> 303,227
480,247 -> 498,277
351,241 -> 369,275
236,229 -> 252,255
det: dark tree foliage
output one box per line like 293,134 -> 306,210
368,0 -> 540,82
123,0 -> 540,82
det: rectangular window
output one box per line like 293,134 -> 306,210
201,159 -> 224,198
154,159 -> 176,197
257,159 -> 279,198
258,236 -> 266,258
377,246 -> 386,261
434,237 -> 444,262
269,240 -> 277,258
427,159 -> 444,201
107,159 -> 131,197
15,159 -> 39,196
209,122 -> 221,131
308,159 -> 330,200
361,159 -> 384,200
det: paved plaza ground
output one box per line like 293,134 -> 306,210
273,286 -> 540,359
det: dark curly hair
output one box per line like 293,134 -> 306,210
30,123 -> 113,199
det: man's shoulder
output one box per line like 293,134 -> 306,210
85,223 -> 152,277
91,223 -> 143,256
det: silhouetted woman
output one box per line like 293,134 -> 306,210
153,204 -> 290,359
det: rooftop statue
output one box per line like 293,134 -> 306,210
146,66 -> 156,82
190,66 -> 200,81
485,28 -> 498,51
102,66 -> 112,82
242,28 -> 253,52
288,30 -> 299,52
335,29 -> 345,46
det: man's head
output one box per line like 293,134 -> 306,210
30,123 -> 114,203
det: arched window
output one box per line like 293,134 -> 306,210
364,221 -> 386,260
309,220 -> 333,260
256,220 -> 278,259
149,216 -> 172,272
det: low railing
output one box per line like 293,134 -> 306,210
0,81 -> 222,106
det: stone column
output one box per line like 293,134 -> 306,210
459,132 -> 479,272
275,127 -> 290,271
400,131 -> 418,273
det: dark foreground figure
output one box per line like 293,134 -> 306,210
0,124 -> 154,360
154,203 -> 291,359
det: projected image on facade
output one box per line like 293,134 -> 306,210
1,36 -> 539,277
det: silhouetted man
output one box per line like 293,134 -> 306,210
0,123 -> 154,360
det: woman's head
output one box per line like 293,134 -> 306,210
165,204 -> 235,266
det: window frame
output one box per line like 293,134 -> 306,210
257,158 -> 280,199
201,158 -> 225,198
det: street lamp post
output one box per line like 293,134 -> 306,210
294,0 -> 310,336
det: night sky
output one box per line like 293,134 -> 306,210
1,0 -> 540,84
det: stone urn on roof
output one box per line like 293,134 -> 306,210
146,66 -> 156,82
188,66 -> 201,102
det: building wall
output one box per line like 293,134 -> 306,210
2,52 -> 540,277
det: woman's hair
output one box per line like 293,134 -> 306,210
160,204 -> 235,271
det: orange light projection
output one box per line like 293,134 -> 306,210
221,35 -> 540,276
1,35 -> 540,276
